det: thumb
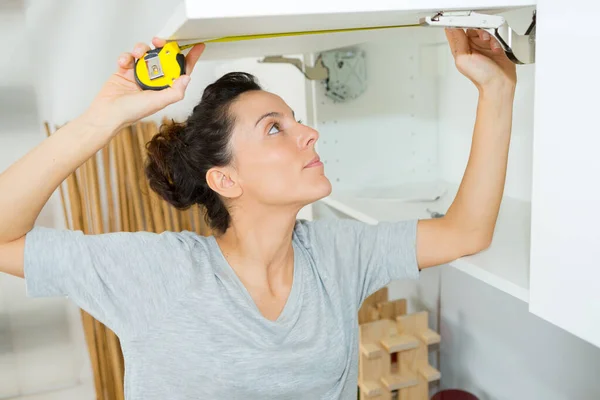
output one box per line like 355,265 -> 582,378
170,74 -> 191,96
135,75 -> 191,112
158,75 -> 191,105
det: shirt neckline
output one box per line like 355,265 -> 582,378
208,234 -> 304,328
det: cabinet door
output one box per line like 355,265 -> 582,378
529,0 -> 600,348
159,0 -> 535,60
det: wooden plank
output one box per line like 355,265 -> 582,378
359,287 -> 388,324
420,329 -> 441,345
380,371 -> 418,391
360,343 -> 382,359
396,312 -> 438,399
380,334 -> 418,353
377,299 -> 406,320
358,380 -> 383,397
418,365 -> 440,382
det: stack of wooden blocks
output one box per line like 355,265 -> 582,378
358,288 -> 441,400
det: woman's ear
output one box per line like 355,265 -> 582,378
206,167 -> 242,199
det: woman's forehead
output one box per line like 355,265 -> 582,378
232,91 -> 293,122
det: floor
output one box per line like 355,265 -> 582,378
1,274 -> 93,400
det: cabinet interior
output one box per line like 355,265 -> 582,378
307,26 -> 535,301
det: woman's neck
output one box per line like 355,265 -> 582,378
215,206 -> 298,286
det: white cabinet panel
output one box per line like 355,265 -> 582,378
529,0 -> 600,348
159,0 -> 536,59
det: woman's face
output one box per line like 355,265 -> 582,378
226,90 -> 332,209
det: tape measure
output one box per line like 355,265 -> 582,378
134,23 -> 420,90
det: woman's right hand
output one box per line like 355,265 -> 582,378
83,38 -> 205,133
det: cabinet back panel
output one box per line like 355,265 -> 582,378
313,27 -> 535,201
314,28 -> 442,192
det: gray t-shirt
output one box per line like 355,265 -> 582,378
23,218 -> 419,399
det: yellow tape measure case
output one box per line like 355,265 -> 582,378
134,42 -> 186,90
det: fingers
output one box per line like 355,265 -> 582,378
117,42 -> 153,72
117,53 -> 135,71
445,28 -> 471,58
152,37 -> 167,49
184,43 -> 206,76
467,28 -> 491,41
489,36 -> 503,52
137,75 -> 191,112
465,29 -> 504,53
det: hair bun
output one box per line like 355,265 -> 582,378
145,122 -> 196,209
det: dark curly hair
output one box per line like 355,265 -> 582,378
145,72 -> 262,234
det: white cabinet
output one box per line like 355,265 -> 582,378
529,0 -> 600,350
159,0 -> 600,348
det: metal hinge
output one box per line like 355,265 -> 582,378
259,49 -> 368,102
420,9 -> 536,64
258,55 -> 329,80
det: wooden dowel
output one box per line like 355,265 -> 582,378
122,128 -> 144,230
143,122 -> 167,232
78,164 -> 92,234
126,184 -> 137,231
181,209 -> 192,232
172,206 -> 182,232
133,123 -> 154,232
195,210 -> 202,234
162,202 -> 174,231
66,174 -> 84,232
116,132 -> 130,232
103,145 -> 116,232
87,153 -> 104,234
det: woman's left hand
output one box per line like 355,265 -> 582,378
445,28 -> 517,91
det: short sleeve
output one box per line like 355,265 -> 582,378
23,227 -> 200,339
295,218 -> 420,309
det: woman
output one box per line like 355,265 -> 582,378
0,28 -> 515,399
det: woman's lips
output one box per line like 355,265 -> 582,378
304,156 -> 323,168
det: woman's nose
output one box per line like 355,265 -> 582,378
297,124 -> 319,149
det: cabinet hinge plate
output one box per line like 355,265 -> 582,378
420,10 -> 536,64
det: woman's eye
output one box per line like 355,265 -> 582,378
268,123 -> 281,135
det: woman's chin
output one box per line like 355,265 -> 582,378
304,176 -> 333,203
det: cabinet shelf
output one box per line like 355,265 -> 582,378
318,183 -> 531,302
